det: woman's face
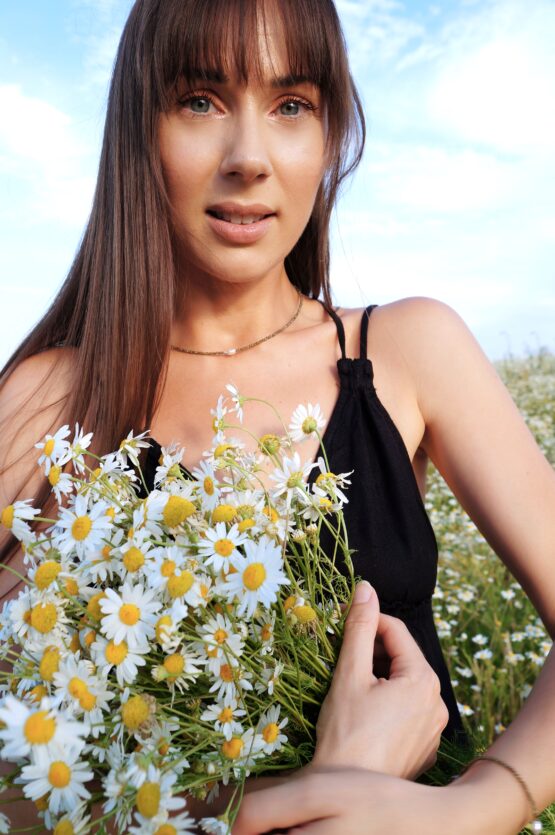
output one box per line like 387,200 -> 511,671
158,20 -> 328,290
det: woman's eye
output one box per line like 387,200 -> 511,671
178,92 -> 316,119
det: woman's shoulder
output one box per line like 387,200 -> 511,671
0,346 -> 76,505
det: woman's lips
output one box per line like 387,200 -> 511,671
205,212 -> 275,244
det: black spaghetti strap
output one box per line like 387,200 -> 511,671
319,301 -> 347,360
359,304 -> 378,360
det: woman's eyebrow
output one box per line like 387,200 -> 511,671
189,69 -> 316,88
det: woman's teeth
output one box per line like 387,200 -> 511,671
213,211 -> 268,224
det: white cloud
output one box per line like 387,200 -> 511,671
0,84 -> 95,226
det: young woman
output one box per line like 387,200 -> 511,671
1,0 -> 554,832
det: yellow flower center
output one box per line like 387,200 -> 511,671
155,615 -> 173,643
48,761 -> 71,789
203,476 -> 215,496
214,538 -> 234,557
48,465 -> 61,486
243,563 -> 266,591
0,505 -> 14,529
259,434 -> 280,455
219,663 -> 234,682
101,544 -> 112,561
222,737 -> 244,759
28,684 -> 48,703
158,740 -> 170,756
206,645 -> 219,658
136,782 -> 161,818
122,695 -> 150,730
35,560 -> 62,590
123,547 -> 145,573
105,640 -> 128,665
119,603 -> 140,625
301,416 -> 318,434
106,506 -> 116,518
213,628 -> 228,644
261,623 -> 273,641
87,592 -> 105,622
212,504 -> 235,523
318,497 -> 333,512
35,795 -> 48,811
262,722 -> 279,743
69,677 -> 88,700
30,603 -> 57,633
263,506 -> 278,522
155,825 -> 177,835
40,647 -> 60,682
64,577 -> 79,596
218,707 -> 234,723
167,571 -> 194,599
316,472 -> 335,485
293,605 -> 317,624
161,559 -> 176,577
163,654 -> 184,677
69,633 -> 80,653
54,820 -> 74,835
24,711 -> 56,744
43,438 -> 55,457
286,472 -> 303,489
83,629 -> 96,648
283,595 -> 297,611
79,689 -> 97,712
163,495 -> 195,527
71,515 -> 92,541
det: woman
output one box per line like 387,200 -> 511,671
1,0 -> 554,832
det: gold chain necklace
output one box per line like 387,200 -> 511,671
170,288 -> 304,357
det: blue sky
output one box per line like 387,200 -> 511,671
1,0 -> 554,365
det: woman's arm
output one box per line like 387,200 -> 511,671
383,297 -> 555,826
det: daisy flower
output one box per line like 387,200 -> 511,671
312,456 -> 352,503
99,582 -> 161,651
54,494 -> 112,559
116,429 -> 152,469
66,422 -> 94,474
196,613 -> 245,661
200,816 -> 232,835
197,522 -> 247,574
153,441 -> 187,486
210,394 -> 228,439
153,648 -> 202,693
145,488 -> 198,534
35,424 -> 71,476
208,659 -> 253,705
130,764 -> 186,829
21,747 -> 93,815
47,801 -> 91,835
0,499 -> 40,544
0,694 -> 87,760
191,460 -> 221,510
222,537 -> 289,619
255,661 -> 284,696
257,705 -> 288,754
145,544 -> 188,591
46,463 -> 75,503
288,402 -> 326,443
225,383 -> 246,423
219,726 -> 265,781
268,451 -> 316,509
92,636 -> 147,687
201,697 -> 246,741
129,809 -> 198,835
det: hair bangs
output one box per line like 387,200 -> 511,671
150,0 -> 340,111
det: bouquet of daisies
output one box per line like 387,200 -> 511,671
0,387 -> 355,834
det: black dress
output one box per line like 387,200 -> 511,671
141,303 -> 464,739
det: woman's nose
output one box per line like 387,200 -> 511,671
218,109 -> 273,182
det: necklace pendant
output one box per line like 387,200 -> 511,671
224,348 -> 237,356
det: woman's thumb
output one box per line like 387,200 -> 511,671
334,581 -> 379,686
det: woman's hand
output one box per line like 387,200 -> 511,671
232,767 -> 457,835
312,581 -> 449,779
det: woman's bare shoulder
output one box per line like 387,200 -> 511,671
0,346 -> 76,505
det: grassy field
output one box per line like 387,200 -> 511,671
425,349 -> 555,832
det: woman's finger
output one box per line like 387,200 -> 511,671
232,775 -> 336,835
375,613 -> 428,679
332,582 -> 380,687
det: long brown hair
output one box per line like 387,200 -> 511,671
0,0 -> 366,564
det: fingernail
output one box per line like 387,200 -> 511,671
354,581 -> 373,603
